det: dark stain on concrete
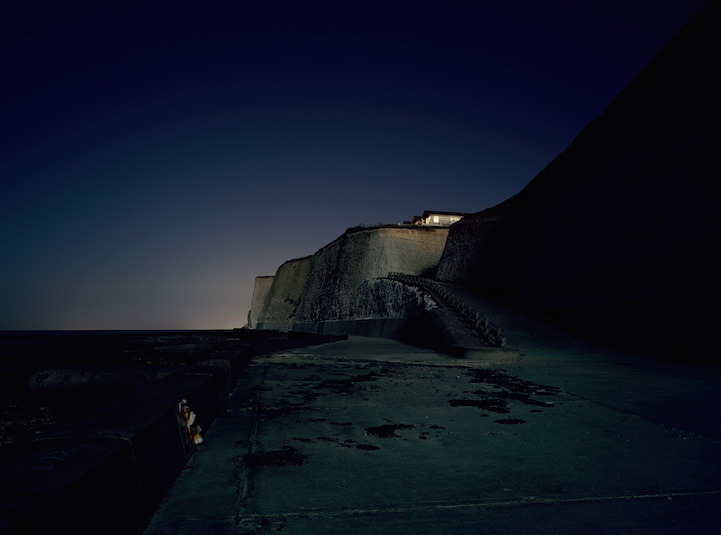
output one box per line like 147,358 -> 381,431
448,398 -> 510,413
243,446 -> 306,466
293,436 -> 379,451
315,373 -> 378,394
495,418 -> 527,425
365,423 -> 414,438
467,369 -> 561,396
476,389 -> 554,407
355,444 -> 380,451
450,372 -> 558,415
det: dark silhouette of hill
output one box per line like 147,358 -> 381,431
438,1 -> 719,361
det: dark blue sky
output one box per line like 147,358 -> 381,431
0,1 -> 707,330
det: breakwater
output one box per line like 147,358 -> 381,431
0,329 -> 344,535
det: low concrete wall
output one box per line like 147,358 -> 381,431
257,317 -> 412,339
257,312 -> 520,364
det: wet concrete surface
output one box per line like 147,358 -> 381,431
143,296 -> 721,534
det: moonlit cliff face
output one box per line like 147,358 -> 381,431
251,227 -> 448,327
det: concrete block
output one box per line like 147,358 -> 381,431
0,437 -> 143,535
1,330 -> 336,535
1,367 -> 227,535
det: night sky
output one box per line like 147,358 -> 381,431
1,1 -> 707,330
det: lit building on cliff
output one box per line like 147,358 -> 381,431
409,210 -> 468,226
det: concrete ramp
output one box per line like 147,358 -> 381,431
142,331 -> 721,534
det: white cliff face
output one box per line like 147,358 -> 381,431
251,226 -> 448,325
248,276 -> 274,328
254,256 -> 312,324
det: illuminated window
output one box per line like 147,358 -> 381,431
433,215 -> 440,223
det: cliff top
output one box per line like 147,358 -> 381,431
283,224 -> 449,265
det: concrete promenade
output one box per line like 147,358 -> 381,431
144,292 -> 721,534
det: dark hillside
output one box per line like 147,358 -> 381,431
437,1 -> 720,361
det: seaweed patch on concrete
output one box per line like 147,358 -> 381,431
365,423 -> 414,438
356,444 -> 380,450
448,397 -> 509,413
292,436 -> 379,451
243,446 -> 306,466
467,369 -> 561,396
315,373 -> 378,395
449,388 -> 555,413
449,370 -> 559,416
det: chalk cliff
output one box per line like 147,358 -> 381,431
249,3 -> 717,361
437,1 -> 719,359
249,226 -> 448,329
